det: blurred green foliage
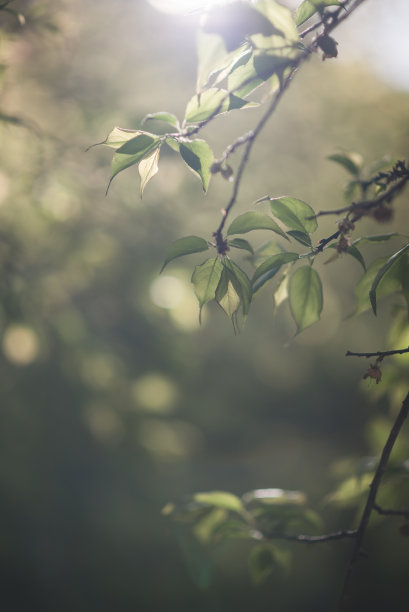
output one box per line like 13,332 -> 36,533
0,1 -> 408,611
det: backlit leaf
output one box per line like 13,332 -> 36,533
269,197 -> 317,234
185,88 -> 257,124
141,111 -> 180,131
179,139 -> 214,192
295,0 -> 340,27
369,243 -> 409,314
108,132 -> 160,192
216,269 -> 241,318
191,258 -> 224,319
161,236 -> 209,272
289,266 -> 323,333
138,146 -> 160,198
227,211 -> 287,239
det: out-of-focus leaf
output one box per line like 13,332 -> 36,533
179,139 -> 214,192
196,30 -> 248,92
253,52 -> 295,80
287,230 -> 312,247
227,211 -> 287,239
352,256 -> 403,316
369,243 -> 409,314
185,88 -> 258,123
194,491 -> 245,514
191,258 -> 224,319
108,133 -> 161,191
161,236 -> 209,272
326,474 -> 372,507
141,111 -> 180,131
289,266 -> 323,333
273,272 -> 289,308
253,0 -> 299,42
249,545 -> 276,585
252,252 -> 299,292
228,238 -> 254,254
295,0 -> 340,27
353,233 -> 402,245
227,51 -> 265,98
138,146 -> 160,197
269,197 -> 317,234
328,152 -> 363,176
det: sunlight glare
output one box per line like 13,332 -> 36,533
147,0 -> 229,16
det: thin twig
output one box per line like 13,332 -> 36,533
346,347 -> 409,358
374,503 -> 409,518
337,391 -> 409,611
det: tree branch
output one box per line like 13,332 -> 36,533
346,347 -> 409,359
266,529 -> 357,544
337,390 -> 409,611
374,503 -> 409,518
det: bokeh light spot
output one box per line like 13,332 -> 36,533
2,325 -> 40,365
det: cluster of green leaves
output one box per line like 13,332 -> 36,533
163,487 -> 321,585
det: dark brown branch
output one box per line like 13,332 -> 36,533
374,503 -> 409,518
266,529 -> 357,544
346,347 -> 409,358
337,391 -> 409,611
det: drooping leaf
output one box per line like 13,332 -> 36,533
269,197 -> 317,234
327,244 -> 366,270
179,139 -> 214,192
352,256 -> 403,316
216,268 -> 241,318
224,259 -> 252,316
185,88 -> 258,124
227,211 -> 288,239
328,152 -> 363,176
108,132 -> 161,192
191,257 -> 224,319
289,266 -> 323,333
252,252 -> 299,292
369,243 -> 409,314
138,146 -> 160,198
161,236 -> 209,272
249,545 -> 276,585
194,491 -> 245,514
295,0 -> 340,27
228,238 -> 254,254
141,111 -> 180,131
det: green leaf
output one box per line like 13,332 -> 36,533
269,197 -> 317,234
191,258 -> 224,319
108,132 -> 161,192
327,152 -> 363,176
249,545 -> 276,585
224,259 -> 252,316
88,126 -> 141,151
253,52 -> 295,81
352,256 -> 403,316
194,491 -> 245,514
196,30 -> 247,93
185,88 -> 258,124
253,0 -> 299,41
369,243 -> 409,314
141,112 -> 180,131
179,139 -> 214,192
287,230 -> 312,247
327,244 -> 366,270
216,268 -> 241,318
295,0 -> 340,27
161,236 -> 209,272
227,211 -> 288,239
138,146 -> 160,198
289,266 -> 323,333
252,252 -> 299,292
228,238 -> 254,254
